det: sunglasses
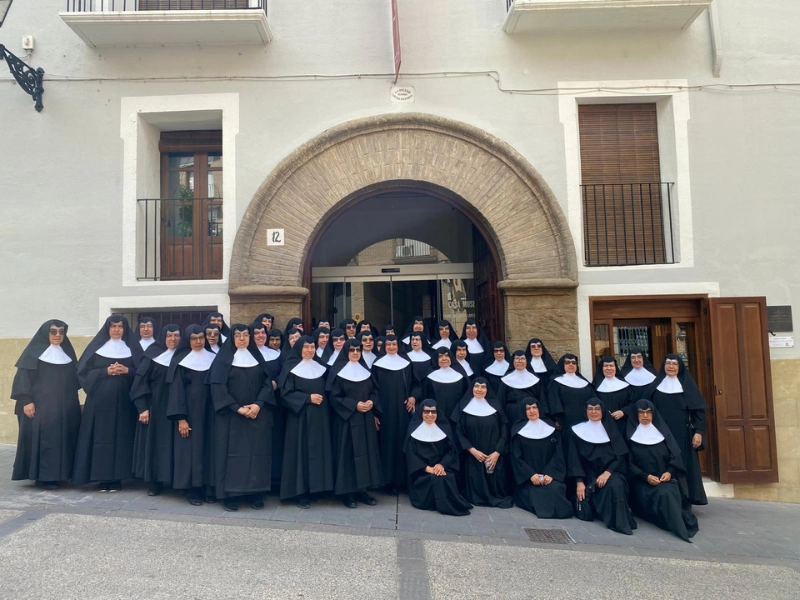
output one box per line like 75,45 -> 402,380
563,359 -> 577,365
422,409 -> 437,415
530,343 -> 542,349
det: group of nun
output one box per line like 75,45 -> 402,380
11,314 -> 706,540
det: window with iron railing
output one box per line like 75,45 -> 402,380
578,103 -> 677,267
65,1 -> 266,13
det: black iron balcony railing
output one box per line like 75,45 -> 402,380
65,1 -> 266,13
137,197 -> 223,281
581,182 -> 676,267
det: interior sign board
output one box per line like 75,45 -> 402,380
769,336 -> 794,348
267,229 -> 285,246
767,305 -> 793,332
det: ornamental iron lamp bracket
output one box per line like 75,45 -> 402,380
0,44 -> 44,112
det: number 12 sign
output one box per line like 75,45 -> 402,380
267,229 -> 285,246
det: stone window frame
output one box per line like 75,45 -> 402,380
558,79 -> 694,272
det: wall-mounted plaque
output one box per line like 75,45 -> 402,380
767,305 -> 793,332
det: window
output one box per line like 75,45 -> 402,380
117,308 -> 217,333
579,104 -> 675,267
154,131 -> 223,281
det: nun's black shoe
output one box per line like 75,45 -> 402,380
356,492 -> 377,506
387,486 -> 399,497
250,497 -> 265,510
222,500 -> 238,512
98,482 -> 110,493
107,481 -> 122,493
343,494 -> 357,509
204,496 -> 217,504
295,495 -> 311,509
147,483 -> 162,497
188,495 -> 203,507
37,481 -> 59,490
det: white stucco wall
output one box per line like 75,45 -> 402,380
0,0 -> 798,359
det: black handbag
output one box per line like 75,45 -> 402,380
574,483 -> 596,521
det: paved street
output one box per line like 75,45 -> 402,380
1,444 -> 799,599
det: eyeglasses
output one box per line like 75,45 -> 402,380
49,328 -> 65,335
422,409 -> 437,415
563,359 -> 577,365
346,325 -> 356,330
665,360 -> 680,366
587,406 -> 602,412
233,333 -> 250,339
530,343 -> 542,349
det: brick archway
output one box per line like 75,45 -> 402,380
230,113 -> 579,354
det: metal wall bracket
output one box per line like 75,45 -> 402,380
0,44 -> 44,112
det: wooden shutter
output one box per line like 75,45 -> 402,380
709,297 -> 779,484
579,104 -> 665,266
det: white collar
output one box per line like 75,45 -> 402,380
625,367 -> 656,387
462,397 -> 497,416
220,334 -> 227,343
231,348 -> 258,368
572,420 -> 611,444
501,369 -> 540,389
209,343 -> 220,354
517,419 -> 555,440
457,358 -> 474,377
96,339 -> 132,359
337,361 -> 372,382
327,349 -> 340,366
154,348 -> 176,367
291,358 -> 327,379
657,375 -> 683,394
596,376 -> 629,393
408,350 -> 431,363
374,353 -> 410,371
402,336 -> 411,346
316,346 -> 325,358
631,423 -> 665,445
555,373 -> 589,389
258,346 -> 281,362
463,338 -> 483,354
530,357 -> 548,373
431,338 -> 451,350
179,348 -> 216,372
410,422 -> 447,442
362,351 -> 376,368
484,360 -> 509,376
427,367 -> 463,384
139,338 -> 155,350
39,345 -> 72,365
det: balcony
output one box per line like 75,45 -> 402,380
61,1 -> 272,48
503,0 -> 712,34
581,182 -> 676,267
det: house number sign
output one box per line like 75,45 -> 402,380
267,229 -> 285,246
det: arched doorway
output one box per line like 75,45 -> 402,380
306,185 -> 504,341
230,113 -> 579,355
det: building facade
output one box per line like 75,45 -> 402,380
1,1 -> 798,501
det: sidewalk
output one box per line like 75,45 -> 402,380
1,444 -> 798,565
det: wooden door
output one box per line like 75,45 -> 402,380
709,297 -> 779,484
473,226 -> 501,342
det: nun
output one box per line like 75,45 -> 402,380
317,320 -> 331,331
72,315 -> 137,492
131,324 -> 181,496
284,317 -> 304,335
167,325 -> 216,505
277,336 -> 334,509
621,348 -> 658,397
431,320 -> 458,350
422,347 -> 470,425
11,320 -> 81,489
268,328 -> 285,352
252,320 -> 284,490
451,378 -> 513,508
326,339 -> 383,508
402,316 -> 429,350
322,328 -> 346,366
510,400 -> 573,519
525,338 -> 558,389
356,320 -> 373,337
284,328 -> 302,355
358,330 -> 378,368
382,324 -> 396,337
547,354 -> 595,432
407,332 -> 434,383
451,340 -> 475,380
592,356 -> 635,433
372,335 -> 419,495
483,342 -> 511,395
312,327 -> 331,362
339,318 -> 357,339
497,350 -> 543,424
131,316 -> 156,367
460,319 -> 490,377
569,398 -> 637,535
204,312 -> 231,341
207,324 -> 277,511
204,323 -> 222,354
644,355 -> 708,506
625,400 -> 699,542
254,313 -> 274,332
404,399 -> 472,516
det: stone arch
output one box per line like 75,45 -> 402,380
230,113 -> 579,353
